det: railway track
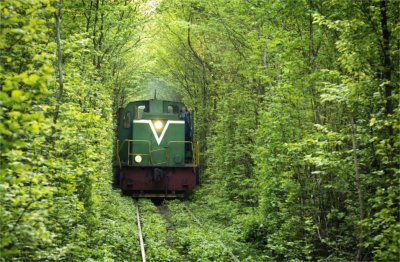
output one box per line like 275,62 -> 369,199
134,199 -> 241,261
134,200 -> 146,262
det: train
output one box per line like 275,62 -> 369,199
115,98 -> 199,197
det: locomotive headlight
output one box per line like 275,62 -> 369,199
134,155 -> 142,163
154,120 -> 163,130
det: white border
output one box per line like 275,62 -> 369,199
133,120 -> 184,145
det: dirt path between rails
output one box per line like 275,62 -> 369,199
156,204 -> 175,249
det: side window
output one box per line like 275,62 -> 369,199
124,112 -> 131,128
137,105 -> 146,119
167,105 -> 179,113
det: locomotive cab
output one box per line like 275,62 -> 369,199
116,99 -> 199,197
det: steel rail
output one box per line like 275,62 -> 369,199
135,200 -> 147,262
183,205 -> 240,262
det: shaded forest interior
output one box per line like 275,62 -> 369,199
1,0 -> 399,261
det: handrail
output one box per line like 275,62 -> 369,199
125,140 -> 151,166
117,139 -> 200,167
167,141 -> 200,166
116,140 -> 122,168
192,141 -> 200,166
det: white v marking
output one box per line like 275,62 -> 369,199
133,120 -> 184,145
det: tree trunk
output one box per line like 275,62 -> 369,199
53,0 -> 64,124
379,0 -> 393,116
351,116 -> 365,261
92,0 -> 99,66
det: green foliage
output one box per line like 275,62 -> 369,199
166,200 -> 240,261
1,0 -> 147,260
0,1 -> 55,259
151,0 -> 399,261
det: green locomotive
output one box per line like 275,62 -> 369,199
116,98 -> 199,197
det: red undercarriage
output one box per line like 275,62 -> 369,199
120,166 -> 197,195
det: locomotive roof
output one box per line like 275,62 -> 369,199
126,99 -> 184,105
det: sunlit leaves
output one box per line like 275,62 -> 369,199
0,0 -> 55,259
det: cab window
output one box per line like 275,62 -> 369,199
167,105 -> 179,113
137,105 -> 146,119
135,102 -> 149,119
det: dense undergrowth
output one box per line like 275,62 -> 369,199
139,198 -> 265,262
166,199 -> 264,261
